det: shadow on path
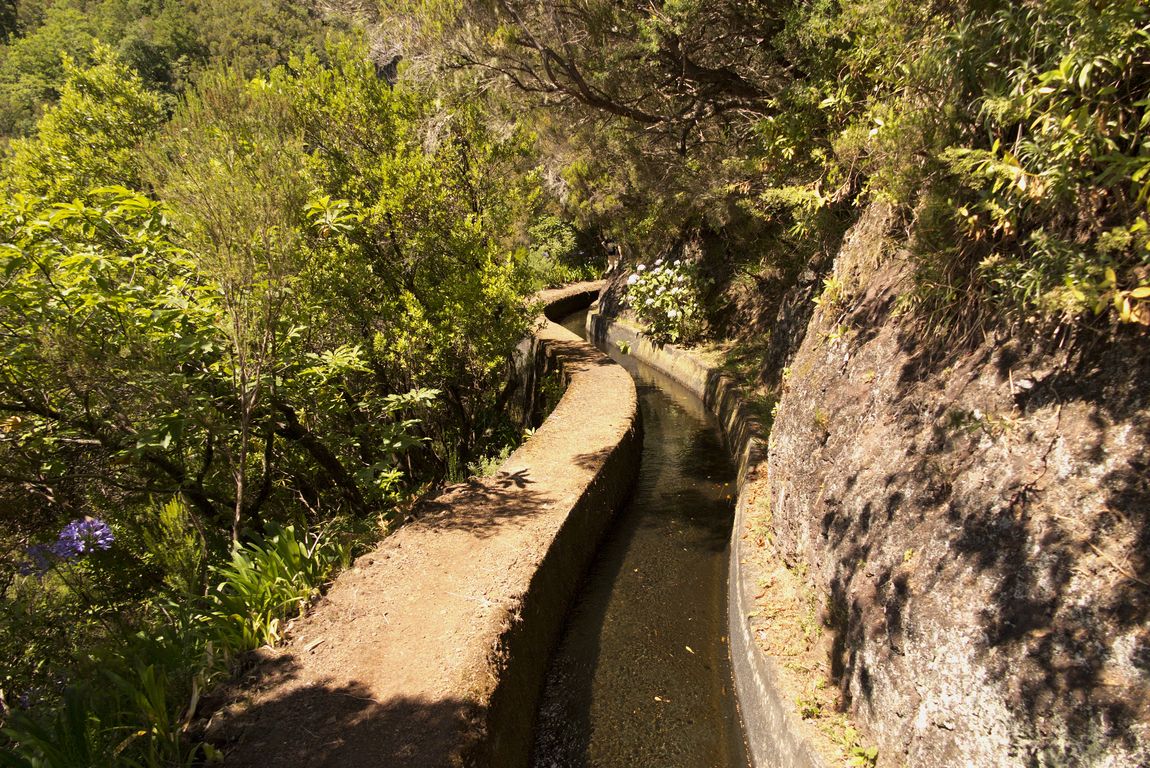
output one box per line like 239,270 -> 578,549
218,653 -> 477,767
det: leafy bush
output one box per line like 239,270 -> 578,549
1,521 -> 343,767
4,45 -> 166,198
780,0 -> 1150,327
624,258 -> 703,344
0,6 -> 99,136
206,524 -> 347,653
0,0 -> 329,139
926,0 -> 1150,323
0,686 -> 121,768
525,215 -> 602,288
269,45 -> 541,469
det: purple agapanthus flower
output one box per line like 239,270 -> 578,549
54,518 -> 114,556
16,544 -> 53,576
17,517 -> 114,577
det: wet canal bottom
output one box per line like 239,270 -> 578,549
530,312 -> 749,768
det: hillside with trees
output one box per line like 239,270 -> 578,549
0,3 -> 595,764
1,0 -> 1148,765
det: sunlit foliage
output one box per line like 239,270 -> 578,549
0,34 -> 548,763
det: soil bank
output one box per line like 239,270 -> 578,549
210,282 -> 641,767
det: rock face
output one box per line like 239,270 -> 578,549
765,204 -> 1150,766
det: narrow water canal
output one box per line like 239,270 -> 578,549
531,310 -> 749,768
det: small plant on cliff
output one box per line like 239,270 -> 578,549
849,743 -> 879,767
797,695 -> 823,719
624,259 -> 703,344
812,275 -> 847,312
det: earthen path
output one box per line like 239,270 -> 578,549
215,283 -> 640,767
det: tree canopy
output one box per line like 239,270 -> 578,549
0,19 -> 566,763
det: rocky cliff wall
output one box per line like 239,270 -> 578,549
766,204 -> 1150,766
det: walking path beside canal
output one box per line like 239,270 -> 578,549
212,283 -> 640,767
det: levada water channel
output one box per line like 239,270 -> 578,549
531,310 -> 750,767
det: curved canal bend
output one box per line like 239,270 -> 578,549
531,310 -> 750,768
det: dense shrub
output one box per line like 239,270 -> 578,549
624,258 -> 704,344
385,0 -> 1150,329
0,38 -> 556,764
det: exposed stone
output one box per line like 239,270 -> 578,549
767,206 -> 1150,766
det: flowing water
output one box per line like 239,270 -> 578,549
530,311 -> 749,768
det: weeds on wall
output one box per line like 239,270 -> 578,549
843,1 -> 1150,327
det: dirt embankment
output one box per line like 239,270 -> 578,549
207,283 -> 641,767
765,203 -> 1150,766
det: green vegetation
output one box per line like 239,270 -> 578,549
0,4 -> 598,763
1,0 -> 1147,762
385,0 -> 1150,330
526,215 -> 601,288
624,258 -> 703,344
0,0 -> 328,137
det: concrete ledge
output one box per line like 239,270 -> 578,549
473,283 -> 642,766
219,283 -> 640,768
588,309 -> 826,768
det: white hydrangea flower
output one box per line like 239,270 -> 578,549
627,273 -> 639,285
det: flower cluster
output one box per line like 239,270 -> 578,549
57,518 -> 115,555
18,517 -> 114,577
624,258 -> 702,344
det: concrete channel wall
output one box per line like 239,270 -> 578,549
476,283 -> 643,766
218,283 -> 640,768
588,309 -> 827,768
